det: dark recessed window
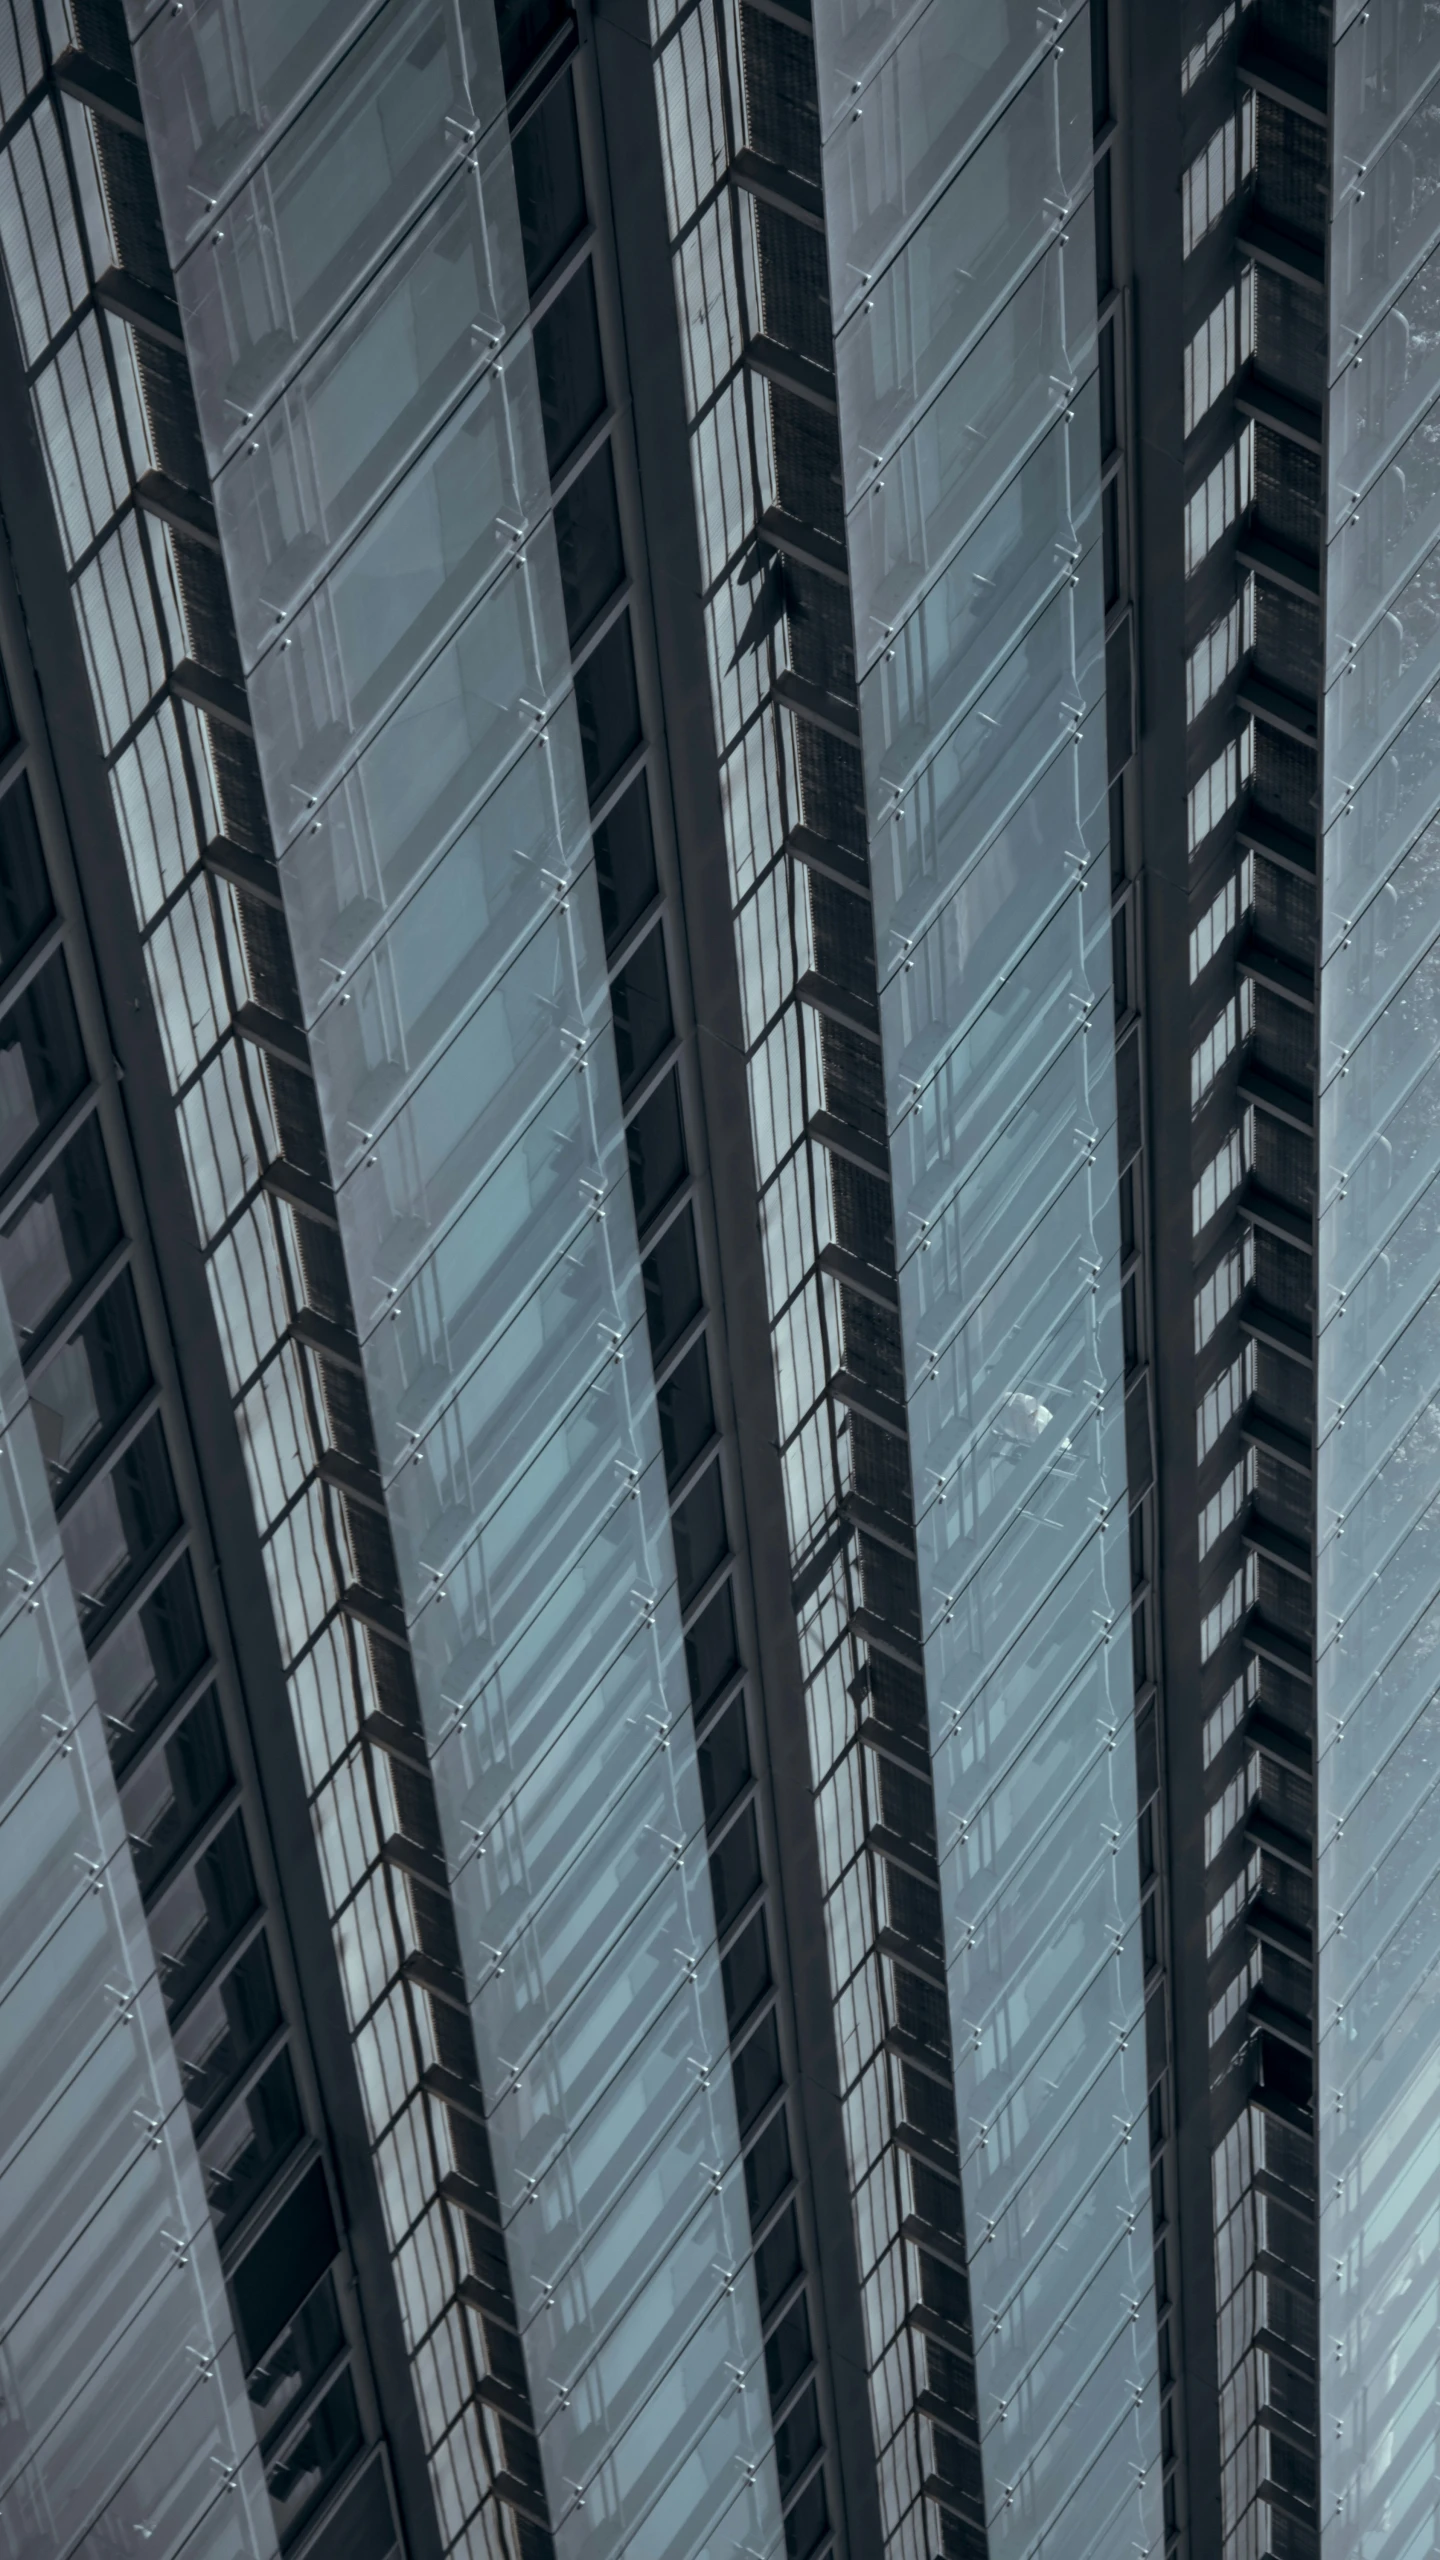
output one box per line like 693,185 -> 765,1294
722,1906 -> 771,2033
247,2269 -> 345,2442
611,920 -> 673,1097
172,1929 -> 282,2128
657,1331 -> 713,1486
710,1799 -> 761,1934
698,1692 -> 750,1830
754,2197 -> 801,2316
149,1810 -> 259,2015
511,71 -> 586,295
60,1410 -> 180,1639
765,2292 -> 813,2408
0,1112 -> 119,1349
783,2462 -> 829,2557
203,2046 -> 304,2238
265,2365 -> 362,2546
534,260 -> 606,476
0,951 -> 87,1190
732,2006 -> 781,2131
92,1552 -> 209,1771
29,1267 -> 150,1492
0,778 -> 52,977
671,1453 -> 726,1606
574,609 -> 642,802
120,1684 -> 234,1898
684,1573 -> 738,1707
744,2104 -> 792,2229
643,1204 -> 701,1362
626,1065 -> 686,1232
555,442 -> 625,643
593,775 -> 658,953
494,0 -> 569,93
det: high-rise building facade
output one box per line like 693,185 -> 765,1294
0,1 -> 1435,2558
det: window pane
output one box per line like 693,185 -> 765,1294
495,0 -> 569,90
248,2271 -> 345,2444
0,1114 -> 119,1349
119,1685 -> 234,1898
512,71 -> 587,294
672,1454 -> 726,1606
765,2293 -> 813,2406
0,952 -> 87,1190
611,920 -> 674,1097
626,1066 -> 686,1231
266,2367 -> 362,2546
593,773 -> 658,952
28,1268 -> 150,1494
534,259 -> 606,474
745,2108 -> 792,2231
697,1692 -> 750,1829
149,1810 -> 259,2012
684,1574 -> 738,1706
733,2008 -> 781,2132
59,1411 -> 180,1639
0,777 -> 52,976
173,1929 -> 282,2127
575,610 -> 642,801
91,1554 -> 209,1769
658,1332 -> 714,1487
754,2199 -> 800,2315
555,442 -> 625,642
643,1203 -> 701,1362
722,1907 -> 771,2032
710,1800 -> 761,1933
202,2045 -> 304,2237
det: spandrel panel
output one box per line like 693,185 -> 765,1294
431,1615 -> 681,1933
833,35 -> 1090,479
530,2157 -> 751,2414
383,1220 -> 641,1559
137,0 -> 502,261
361,1102 -> 629,1469
1320,811 -> 1440,1069
407,1448 -> 672,1745
249,400 -> 555,829
216,165 -> 530,670
1331,80 -> 1440,363
895,1004 -> 1117,1308
1329,244 -> 1440,530
873,591 -> 1107,980
335,889 -> 609,1308
1325,536 -> 1440,818
488,1941 -> 729,2228
176,0 -> 501,468
846,213 -> 1097,648
873,691 -> 1104,988
398,1328 -> 657,1643
506,2067 -> 735,2326
310,835 -> 599,1183
824,3 -> 1088,329
859,391 -> 1100,804
571,2344 -> 777,2560
283,694 -> 587,1029
1328,397 -> 1440,678
461,1740 -> 702,2037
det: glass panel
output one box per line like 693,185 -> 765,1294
248,2272 -> 345,2443
28,1268 -> 150,1497
265,2366 -> 361,2544
249,378 -> 553,825
511,66 -> 586,295
0,774 -> 52,973
307,814 -> 595,1183
0,951 -> 88,1191
824,3 -> 1088,327
178,0 -> 505,466
578,2349 -> 777,2560
0,1113 -> 120,1352
1319,797 -> 1440,1073
173,1930 -> 283,2126
283,697 -> 586,1027
1321,680 -> 1440,945
1325,537 -> 1440,820
847,214 -> 1096,655
1331,81 -> 1440,363
1334,0 -> 1440,204
1327,394 -> 1440,680
534,259 -> 607,477
119,1686 -> 234,1898
148,1810 -> 259,2013
1329,237 -> 1440,530
59,1412 -> 181,1641
91,1553 -> 210,1770
214,153 -> 529,669
529,2154 -> 750,2420
358,1065 -> 629,1464
201,2046 -> 304,2235
835,37 -> 1090,470
555,442 -> 626,644
334,885 -> 608,1309
0,1574 -> 83,1830
594,775 -> 658,953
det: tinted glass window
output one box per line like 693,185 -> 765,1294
150,1810 -> 259,2012
0,1114 -> 120,1348
0,778 -> 52,976
60,1410 -> 180,1638
0,952 -> 87,1188
120,1685 -> 234,1898
710,1799 -> 761,1933
593,774 -> 657,952
533,260 -> 606,473
722,1907 -> 770,2032
657,1331 -> 713,1485
93,1554 -> 209,1770
266,2368 -> 362,2546
203,2046 -> 304,2236
29,1268 -> 150,1494
611,920 -> 673,1096
745,2105 -> 792,2228
754,2198 -> 800,2315
173,1930 -> 282,2126
574,609 -> 641,800
248,2270 -> 344,2442
684,1573 -> 737,1706
495,0 -> 568,91
512,71 -> 585,292
555,442 -> 624,642
642,1204 -> 700,1362
671,1453 -> 726,1606
626,1066 -> 686,1231
697,1692 -> 749,1829
733,2007 -> 781,2131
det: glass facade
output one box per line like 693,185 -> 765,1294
1318,6 -> 1440,2546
